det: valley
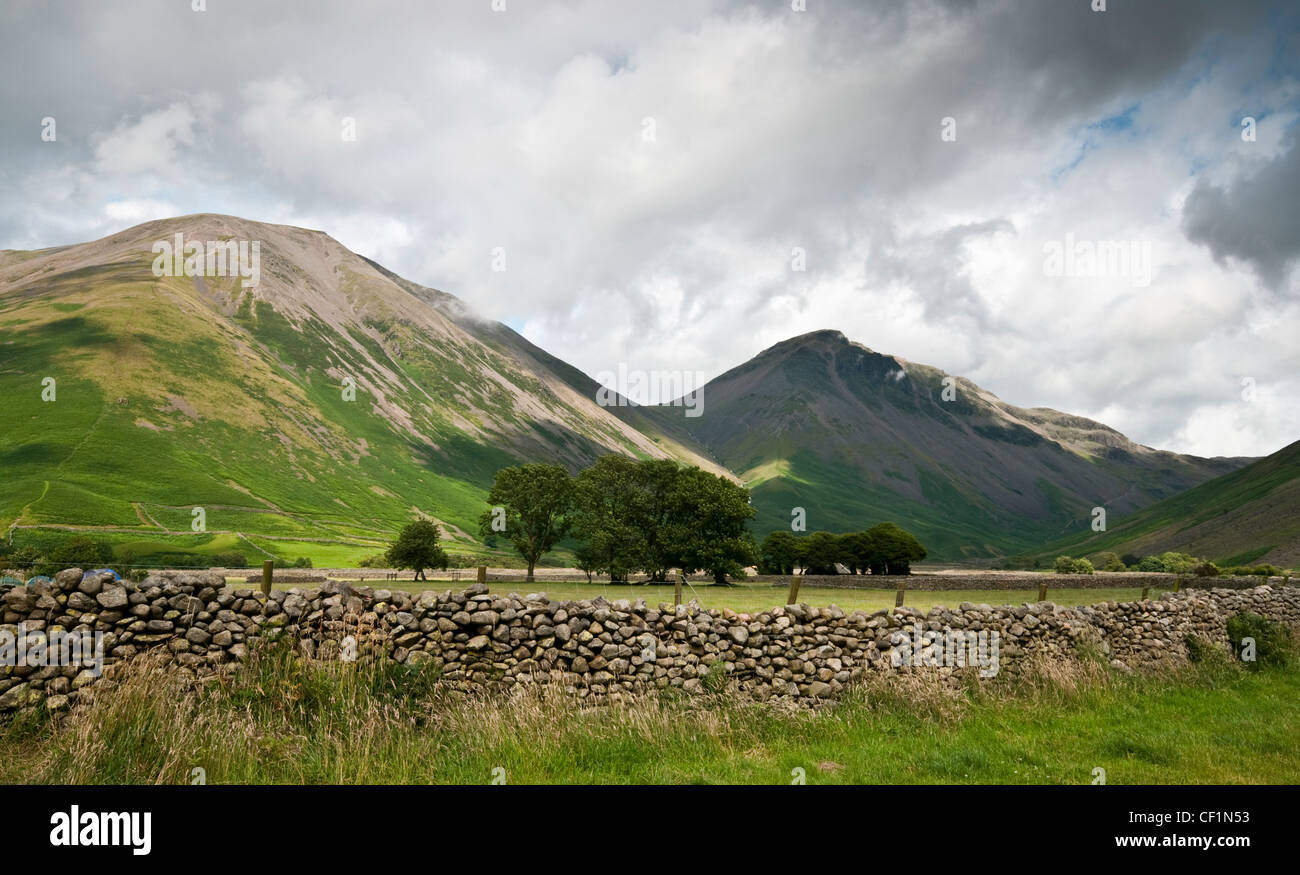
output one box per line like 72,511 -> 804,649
1,215 -> 1290,571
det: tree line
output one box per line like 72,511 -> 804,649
758,524 -> 927,576
384,457 -> 930,582
0,537 -> 310,580
477,456 -> 757,583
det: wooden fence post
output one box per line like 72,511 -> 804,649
1037,582 -> 1047,602
786,575 -> 801,605
674,573 -> 683,608
1174,576 -> 1182,593
261,559 -> 273,596
1141,586 -> 1150,600
894,582 -> 905,608
477,565 -> 486,585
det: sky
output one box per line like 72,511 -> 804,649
2,0 -> 1298,458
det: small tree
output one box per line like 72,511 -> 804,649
39,536 -> 113,576
52,535 -> 112,566
5,546 -> 42,572
386,520 -> 448,581
479,463 -> 573,582
836,532 -> 873,574
802,531 -> 844,575
1155,551 -> 1199,574
574,544 -> 598,583
759,531 -> 801,575
866,523 -> 927,575
1094,551 -> 1126,572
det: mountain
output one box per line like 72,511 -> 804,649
654,329 -> 1249,558
1,216 -> 1253,567
1033,439 -> 1300,568
0,214 -> 718,565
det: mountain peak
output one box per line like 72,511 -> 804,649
793,328 -> 849,344
776,328 -> 853,351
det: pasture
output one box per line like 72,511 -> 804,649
240,577 -> 1154,614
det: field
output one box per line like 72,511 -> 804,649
244,578 -> 1153,614
3,640 -> 1296,784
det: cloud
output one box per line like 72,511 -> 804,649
92,100 -> 207,177
0,0 -> 1297,457
1182,129 -> 1300,289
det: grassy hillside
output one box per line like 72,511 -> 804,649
1034,439 -> 1300,567
2,217 -> 1257,570
656,330 -> 1248,560
0,215 -> 716,567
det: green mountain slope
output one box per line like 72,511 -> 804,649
651,330 -> 1249,559
1033,439 -> 1300,567
1,217 -> 1257,568
0,214 -> 718,565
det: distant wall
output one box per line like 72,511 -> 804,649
237,570 -> 1291,590
2,568 -> 1297,713
750,572 -> 1289,591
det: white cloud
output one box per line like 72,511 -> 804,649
1,0 -> 1296,457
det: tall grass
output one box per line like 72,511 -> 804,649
2,635 -> 1297,785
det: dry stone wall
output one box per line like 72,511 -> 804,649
753,572 -> 1291,591
2,568 -> 1298,713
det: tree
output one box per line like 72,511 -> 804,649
38,536 -> 114,575
1094,551 -> 1126,572
574,543 -> 599,583
859,523 -> 926,575
1054,555 -> 1094,574
569,456 -> 684,582
836,531 -> 875,574
51,535 -> 113,567
664,467 -> 757,583
479,463 -> 573,582
802,531 -> 844,574
759,531 -> 801,575
791,536 -> 809,574
571,455 -> 646,583
625,458 -> 683,580
386,520 -> 448,581
1155,552 -> 1199,575
4,546 -> 41,572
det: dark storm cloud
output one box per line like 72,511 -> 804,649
1183,130 -> 1300,289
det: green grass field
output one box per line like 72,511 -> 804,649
254,579 -> 1151,614
1035,440 -> 1300,566
4,640 -> 1295,784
